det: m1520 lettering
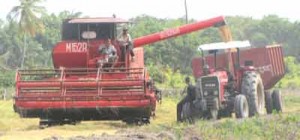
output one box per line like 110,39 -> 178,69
66,42 -> 88,53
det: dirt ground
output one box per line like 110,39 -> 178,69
43,130 -> 178,140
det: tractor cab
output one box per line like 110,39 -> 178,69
52,17 -> 130,69
197,40 -> 251,76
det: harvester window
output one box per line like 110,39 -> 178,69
62,23 -> 116,41
62,23 -> 78,40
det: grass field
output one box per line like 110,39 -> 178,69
0,90 -> 299,140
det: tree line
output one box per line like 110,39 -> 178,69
0,0 -> 300,88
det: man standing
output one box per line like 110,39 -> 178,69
118,27 -> 135,62
177,76 -> 196,122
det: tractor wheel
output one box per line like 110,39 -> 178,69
241,71 -> 265,117
265,91 -> 273,114
234,94 -> 249,118
272,89 -> 283,112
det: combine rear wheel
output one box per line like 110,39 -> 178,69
235,94 -> 249,118
272,90 -> 283,112
265,91 -> 273,114
241,71 -> 265,117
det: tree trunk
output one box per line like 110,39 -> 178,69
3,88 -> 7,101
21,33 -> 27,69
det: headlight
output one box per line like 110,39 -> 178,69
213,90 -> 218,96
203,91 -> 208,96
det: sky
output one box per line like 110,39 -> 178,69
0,0 -> 299,22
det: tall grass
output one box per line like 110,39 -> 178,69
0,101 -> 39,131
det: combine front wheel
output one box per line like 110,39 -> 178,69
241,72 -> 265,117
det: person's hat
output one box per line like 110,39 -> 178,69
185,76 -> 190,83
123,27 -> 128,31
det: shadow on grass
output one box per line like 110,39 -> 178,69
24,124 -> 40,131
93,121 -> 129,128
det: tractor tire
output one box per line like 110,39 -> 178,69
265,91 -> 273,114
272,89 -> 283,112
234,94 -> 249,118
241,71 -> 265,117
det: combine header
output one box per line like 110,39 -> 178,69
14,16 -> 227,126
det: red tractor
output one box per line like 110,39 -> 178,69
13,16 -> 227,126
180,41 -> 285,120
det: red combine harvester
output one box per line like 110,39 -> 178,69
14,16 -> 227,126
179,41 -> 285,121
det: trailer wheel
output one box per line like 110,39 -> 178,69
235,94 -> 249,118
265,91 -> 273,114
272,89 -> 283,112
241,71 -> 265,117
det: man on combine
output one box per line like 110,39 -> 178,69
98,38 -> 118,68
177,76 -> 196,122
118,27 -> 135,62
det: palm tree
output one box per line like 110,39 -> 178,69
7,0 -> 46,68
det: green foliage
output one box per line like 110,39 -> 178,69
146,63 -> 165,83
0,10 -> 83,70
147,64 -> 186,88
1,9 -> 300,88
7,0 -> 46,36
0,71 -> 15,87
163,66 -> 185,88
276,56 -> 300,88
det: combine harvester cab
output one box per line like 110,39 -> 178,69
14,16 -> 227,126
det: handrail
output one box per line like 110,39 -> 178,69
16,67 -> 146,99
